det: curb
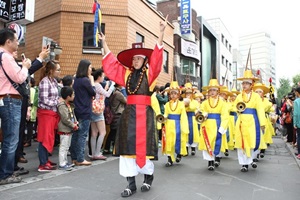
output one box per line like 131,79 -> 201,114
282,137 -> 300,169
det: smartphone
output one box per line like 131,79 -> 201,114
21,53 -> 26,61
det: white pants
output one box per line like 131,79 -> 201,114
186,142 -> 198,148
202,151 -> 221,161
119,156 -> 154,177
59,134 -> 72,166
237,149 -> 254,165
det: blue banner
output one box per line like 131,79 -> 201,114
180,0 -> 191,35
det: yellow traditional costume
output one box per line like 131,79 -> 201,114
182,82 -> 200,156
234,70 -> 266,172
199,79 -> 229,170
227,88 -> 240,150
163,81 -> 189,166
253,83 -> 275,158
219,87 -> 233,154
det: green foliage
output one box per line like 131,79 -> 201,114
276,77 -> 291,103
292,74 -> 300,87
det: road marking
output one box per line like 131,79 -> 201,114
215,171 -> 279,192
14,186 -> 73,193
196,193 -> 213,200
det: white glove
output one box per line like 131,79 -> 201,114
218,127 -> 226,135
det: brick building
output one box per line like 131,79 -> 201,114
16,0 -> 174,85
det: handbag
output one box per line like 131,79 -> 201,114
284,112 -> 292,124
104,92 -> 121,125
0,52 -> 29,97
92,95 -> 105,115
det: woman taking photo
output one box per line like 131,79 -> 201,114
90,68 -> 114,160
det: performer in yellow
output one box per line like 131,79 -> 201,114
219,87 -> 232,156
199,79 -> 229,170
182,82 -> 200,156
253,83 -> 274,158
234,70 -> 266,172
162,81 -> 189,167
227,89 -> 240,151
193,91 -> 204,134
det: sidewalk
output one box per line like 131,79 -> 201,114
282,136 -> 300,169
0,141 -> 118,191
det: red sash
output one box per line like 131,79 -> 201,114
202,126 -> 213,156
127,95 -> 151,168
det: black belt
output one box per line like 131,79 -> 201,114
0,94 -> 22,99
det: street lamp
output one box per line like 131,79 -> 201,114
49,41 -> 62,60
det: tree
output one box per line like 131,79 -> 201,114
276,77 -> 291,105
292,74 -> 300,87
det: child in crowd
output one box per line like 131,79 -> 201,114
57,86 -> 78,171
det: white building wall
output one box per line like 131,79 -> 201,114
239,32 -> 276,87
206,18 -> 233,89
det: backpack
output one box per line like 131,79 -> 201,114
104,105 -> 114,125
104,92 -> 120,125
33,86 -> 39,107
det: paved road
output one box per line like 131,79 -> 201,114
0,136 -> 299,200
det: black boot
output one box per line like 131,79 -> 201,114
141,174 -> 154,192
121,176 -> 137,197
208,161 -> 214,170
260,149 -> 265,158
224,149 -> 229,156
251,160 -> 257,168
165,156 -> 173,167
191,147 -> 196,156
176,154 -> 182,163
183,147 -> 189,157
214,157 -> 221,167
241,165 -> 249,172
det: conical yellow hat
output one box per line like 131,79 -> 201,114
253,83 -> 269,94
219,86 -> 233,96
182,82 -> 197,92
165,81 -> 181,93
202,79 -> 225,91
231,88 -> 240,95
193,91 -> 204,99
181,82 -> 198,97
237,70 -> 259,81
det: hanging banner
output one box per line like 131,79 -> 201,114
0,0 -> 10,22
180,0 -> 191,35
10,0 -> 35,24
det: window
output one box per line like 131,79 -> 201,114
181,58 -> 195,76
221,34 -> 224,44
82,22 -> 105,54
136,32 -> 144,43
221,56 -> 225,65
163,50 -> 169,73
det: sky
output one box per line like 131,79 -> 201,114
189,0 -> 300,85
